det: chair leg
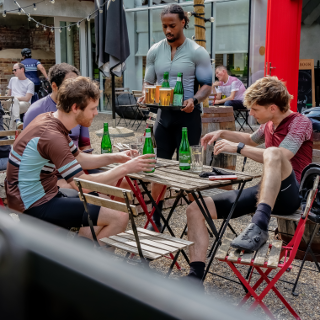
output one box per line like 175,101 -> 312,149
166,250 -> 181,277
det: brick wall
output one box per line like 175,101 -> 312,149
0,25 -> 56,94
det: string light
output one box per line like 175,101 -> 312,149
209,17 -> 215,23
10,0 -> 109,33
2,11 -> 6,18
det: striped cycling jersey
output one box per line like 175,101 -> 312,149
6,112 -> 84,212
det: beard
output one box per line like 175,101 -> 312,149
75,111 -> 92,127
166,34 -> 177,43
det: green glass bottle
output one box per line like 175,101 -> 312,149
143,128 -> 155,173
173,72 -> 184,106
179,127 -> 191,170
149,124 -> 157,160
162,72 -> 170,88
101,122 -> 112,153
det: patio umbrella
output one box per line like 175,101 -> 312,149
95,0 -> 130,122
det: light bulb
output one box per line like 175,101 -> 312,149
36,23 -> 39,28
210,17 -> 215,23
77,22 -> 80,28
192,35 -> 195,40
51,28 -> 54,33
33,3 -> 37,11
87,15 -> 90,21
18,8 -> 21,15
28,14 -> 31,21
67,26 -> 71,32
99,6 -> 103,13
43,26 -> 46,31
50,0 -> 55,3
187,12 -> 192,18
59,28 -> 62,33
2,11 -> 6,18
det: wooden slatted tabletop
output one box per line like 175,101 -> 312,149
100,158 -> 258,192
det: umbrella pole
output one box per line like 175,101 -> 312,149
112,73 -> 116,128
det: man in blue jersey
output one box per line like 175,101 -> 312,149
21,48 -> 48,93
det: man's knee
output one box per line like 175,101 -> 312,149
224,100 -> 232,106
263,147 -> 282,163
118,211 -> 129,228
186,201 -> 204,221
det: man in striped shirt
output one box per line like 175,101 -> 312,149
6,76 -> 155,244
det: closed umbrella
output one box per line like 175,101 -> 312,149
95,0 -> 130,123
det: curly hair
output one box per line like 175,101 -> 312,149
48,63 -> 80,88
244,76 -> 293,113
161,4 -> 189,29
57,76 -> 100,113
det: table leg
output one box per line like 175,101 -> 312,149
202,181 -> 247,282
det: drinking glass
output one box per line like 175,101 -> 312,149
160,88 -> 171,106
155,84 -> 161,104
191,145 -> 203,173
149,86 -> 156,104
130,140 -> 142,158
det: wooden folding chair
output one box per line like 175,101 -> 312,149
215,175 -> 319,320
74,178 -> 193,273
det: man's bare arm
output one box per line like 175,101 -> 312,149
194,84 -> 212,103
201,129 -> 258,150
37,64 -> 48,79
17,93 -> 33,102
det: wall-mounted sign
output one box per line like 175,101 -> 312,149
298,59 -> 315,113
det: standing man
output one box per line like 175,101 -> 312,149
139,4 -> 212,230
7,63 -> 34,130
213,65 -> 246,110
21,48 -> 48,94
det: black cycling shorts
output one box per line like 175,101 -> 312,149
24,189 -> 100,229
211,170 -> 301,220
154,109 -> 202,160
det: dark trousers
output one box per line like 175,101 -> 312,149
224,100 -> 245,110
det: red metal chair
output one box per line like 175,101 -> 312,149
216,175 -> 319,320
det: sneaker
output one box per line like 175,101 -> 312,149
16,120 -> 23,130
230,223 -> 269,252
146,220 -> 163,232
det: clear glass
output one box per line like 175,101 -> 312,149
191,145 -> 203,173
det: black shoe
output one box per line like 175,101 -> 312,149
230,223 -> 268,252
146,220 -> 163,232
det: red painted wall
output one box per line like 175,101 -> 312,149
264,0 -> 303,112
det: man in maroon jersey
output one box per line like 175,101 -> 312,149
185,76 -> 313,282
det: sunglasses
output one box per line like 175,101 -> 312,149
12,68 -> 21,72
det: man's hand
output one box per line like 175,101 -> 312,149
213,81 -> 221,87
123,154 -> 156,174
201,131 -> 222,150
181,98 -> 194,113
112,150 -> 137,163
214,139 -> 237,155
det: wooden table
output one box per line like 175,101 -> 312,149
100,158 -> 259,272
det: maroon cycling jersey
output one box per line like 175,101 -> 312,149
251,112 -> 313,183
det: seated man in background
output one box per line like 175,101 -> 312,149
24,63 -> 94,190
212,65 -> 246,110
7,63 -> 34,130
185,76 -> 312,282
6,76 -> 155,244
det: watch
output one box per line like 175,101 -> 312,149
193,97 -> 199,105
237,142 -> 245,154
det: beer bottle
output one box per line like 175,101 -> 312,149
143,128 -> 155,173
173,72 -> 184,106
179,127 -> 191,170
162,72 -> 170,88
149,124 -> 157,160
101,122 -> 113,153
